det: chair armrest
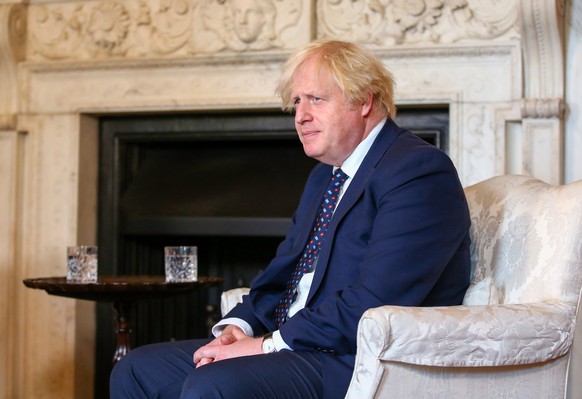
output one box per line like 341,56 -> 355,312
357,302 -> 576,367
220,287 -> 250,316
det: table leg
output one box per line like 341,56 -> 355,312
112,300 -> 133,364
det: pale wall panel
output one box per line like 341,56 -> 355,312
17,114 -> 86,398
0,131 -> 24,399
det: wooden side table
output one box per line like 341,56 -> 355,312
23,275 -> 223,364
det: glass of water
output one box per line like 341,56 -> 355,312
67,246 -> 98,283
164,246 -> 198,283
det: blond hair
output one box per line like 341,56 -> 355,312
276,40 -> 397,118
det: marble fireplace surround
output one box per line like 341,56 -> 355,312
0,0 -> 566,397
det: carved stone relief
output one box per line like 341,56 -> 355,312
26,0 -> 305,61
25,0 -> 525,62
0,3 -> 27,129
521,98 -> 565,119
6,3 -> 27,62
317,0 -> 520,46
192,0 -> 302,52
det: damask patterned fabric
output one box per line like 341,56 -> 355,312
346,175 -> 582,398
463,176 -> 582,307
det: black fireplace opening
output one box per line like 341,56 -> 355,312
94,107 -> 448,398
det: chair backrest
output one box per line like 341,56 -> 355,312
462,175 -> 582,308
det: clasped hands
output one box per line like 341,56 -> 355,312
193,325 -> 263,368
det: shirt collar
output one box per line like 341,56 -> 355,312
335,117 -> 387,178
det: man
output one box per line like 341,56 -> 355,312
110,39 -> 471,398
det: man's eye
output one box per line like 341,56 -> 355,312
293,98 -> 301,106
312,97 -> 322,103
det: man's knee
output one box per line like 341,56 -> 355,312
110,343 -> 178,398
180,364 -> 227,399
110,347 -> 147,398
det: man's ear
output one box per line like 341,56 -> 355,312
361,92 -> 373,117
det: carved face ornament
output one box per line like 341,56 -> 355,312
231,0 -> 268,43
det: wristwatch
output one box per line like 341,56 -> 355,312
261,332 -> 276,354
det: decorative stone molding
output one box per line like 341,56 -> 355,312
316,0 -> 520,45
24,0 -> 530,62
521,98 -> 565,119
5,3 -> 27,61
26,0 -> 309,61
519,0 -> 565,182
0,3 -> 27,129
520,0 -> 565,99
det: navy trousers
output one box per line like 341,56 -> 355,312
109,339 -> 328,399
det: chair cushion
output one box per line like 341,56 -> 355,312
463,175 -> 582,306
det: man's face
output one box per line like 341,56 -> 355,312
291,57 -> 368,167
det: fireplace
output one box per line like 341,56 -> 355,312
94,108 -> 448,396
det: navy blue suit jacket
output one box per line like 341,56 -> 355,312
225,118 -> 471,397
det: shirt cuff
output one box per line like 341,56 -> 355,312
273,330 -> 292,351
212,319 -> 292,352
212,317 -> 253,338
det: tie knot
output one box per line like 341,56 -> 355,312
332,168 -> 348,184
323,168 -> 348,207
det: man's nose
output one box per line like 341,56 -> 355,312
295,103 -> 312,124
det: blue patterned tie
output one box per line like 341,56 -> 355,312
275,168 -> 348,328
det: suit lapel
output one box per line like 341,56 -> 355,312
294,164 -> 333,254
306,119 -> 401,302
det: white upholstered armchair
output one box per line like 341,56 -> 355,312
221,175 -> 582,398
